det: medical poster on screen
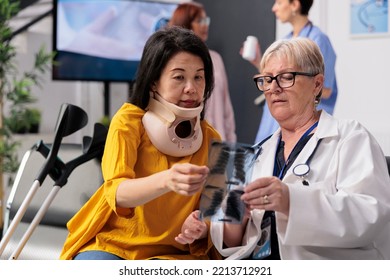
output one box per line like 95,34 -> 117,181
350,0 -> 389,37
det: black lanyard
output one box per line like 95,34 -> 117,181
261,121 -> 318,260
273,121 -> 318,179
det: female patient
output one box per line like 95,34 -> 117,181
60,26 -> 221,260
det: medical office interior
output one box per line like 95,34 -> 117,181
0,0 -> 389,259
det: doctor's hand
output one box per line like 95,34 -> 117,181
241,176 -> 290,216
175,210 -> 207,244
165,163 -> 209,196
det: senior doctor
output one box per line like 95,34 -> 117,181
211,37 -> 390,260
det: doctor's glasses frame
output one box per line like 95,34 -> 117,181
253,71 -> 318,92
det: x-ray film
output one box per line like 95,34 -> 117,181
199,141 -> 259,224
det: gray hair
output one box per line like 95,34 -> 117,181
260,37 -> 324,75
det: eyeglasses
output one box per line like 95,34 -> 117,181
195,17 -> 211,26
253,71 -> 318,92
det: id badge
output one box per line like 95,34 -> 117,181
251,216 -> 271,259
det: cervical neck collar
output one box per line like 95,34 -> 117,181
142,94 -> 203,157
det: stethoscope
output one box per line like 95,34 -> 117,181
288,21 -> 314,38
252,120 -> 322,186
292,137 -> 322,186
303,21 -> 314,37
273,121 -> 321,186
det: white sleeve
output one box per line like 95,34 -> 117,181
210,210 -> 265,259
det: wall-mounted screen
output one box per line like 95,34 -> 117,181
52,0 -> 178,82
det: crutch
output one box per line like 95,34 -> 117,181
8,122 -> 107,259
1,140 -> 64,238
0,103 -> 88,258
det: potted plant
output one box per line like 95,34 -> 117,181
26,107 -> 41,133
5,107 -> 41,134
0,0 -> 53,236
5,107 -> 31,134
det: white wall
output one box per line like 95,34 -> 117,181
276,0 -> 390,155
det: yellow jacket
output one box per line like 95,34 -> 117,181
60,103 -> 222,260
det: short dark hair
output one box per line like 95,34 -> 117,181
129,26 -> 214,119
292,0 -> 313,16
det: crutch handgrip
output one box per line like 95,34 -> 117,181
35,104 -> 88,185
35,140 -> 66,182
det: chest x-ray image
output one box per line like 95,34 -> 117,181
199,141 -> 258,224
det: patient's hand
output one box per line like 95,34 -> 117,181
175,210 -> 207,244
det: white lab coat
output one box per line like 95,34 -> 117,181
211,111 -> 390,259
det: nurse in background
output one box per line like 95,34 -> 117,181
244,0 -> 338,144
